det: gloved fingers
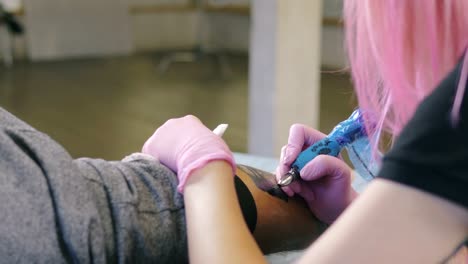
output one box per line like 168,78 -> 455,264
297,185 -> 315,203
155,115 -> 204,136
288,124 -> 328,148
276,124 -> 327,178
275,165 -> 295,197
140,115 -> 237,194
143,115 -> 205,149
276,124 -> 328,195
165,114 -> 202,125
299,155 -> 352,182
287,180 -> 302,195
142,115 -> 220,170
276,145 -> 292,181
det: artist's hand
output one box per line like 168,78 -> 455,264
142,115 -> 236,193
276,124 -> 357,224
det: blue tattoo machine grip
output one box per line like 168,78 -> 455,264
277,109 -> 368,186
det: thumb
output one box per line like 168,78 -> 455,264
299,155 -> 352,181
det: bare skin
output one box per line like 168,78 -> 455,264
235,165 -> 326,254
185,162 -> 468,263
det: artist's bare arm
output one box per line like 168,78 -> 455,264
297,179 -> 468,264
235,165 -> 326,254
184,161 -> 266,264
237,166 -> 468,262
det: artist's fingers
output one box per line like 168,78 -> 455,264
288,180 -> 302,194
275,145 -> 292,181
276,124 -> 327,177
281,186 -> 295,197
276,124 -> 326,196
299,155 -> 352,181
289,124 -> 328,148
275,165 -> 294,197
275,145 -> 298,197
297,186 -> 316,204
284,124 -> 327,168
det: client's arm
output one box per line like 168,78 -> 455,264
183,162 -> 326,263
187,162 -> 468,264
235,165 -> 326,254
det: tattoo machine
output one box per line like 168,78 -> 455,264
277,109 -> 379,187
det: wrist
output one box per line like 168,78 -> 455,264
184,160 -> 234,192
177,153 -> 236,193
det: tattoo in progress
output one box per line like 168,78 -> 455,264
237,165 -> 289,202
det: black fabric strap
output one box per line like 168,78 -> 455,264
234,175 -> 257,233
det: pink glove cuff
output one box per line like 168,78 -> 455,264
176,153 -> 236,193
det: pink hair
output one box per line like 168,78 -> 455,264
344,0 -> 468,152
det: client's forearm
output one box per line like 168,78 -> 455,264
236,165 -> 326,254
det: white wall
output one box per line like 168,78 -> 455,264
321,26 -> 346,68
205,13 -> 250,52
133,13 -> 346,68
203,15 -> 346,68
322,0 -> 346,68
323,0 -> 343,18
24,0 -> 133,60
1,0 -> 21,11
131,12 -> 198,51
131,11 -> 250,53
128,0 -> 199,51
4,0 -> 346,67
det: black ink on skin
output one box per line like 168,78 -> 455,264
237,165 -> 289,202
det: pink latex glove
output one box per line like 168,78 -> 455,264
276,124 -> 358,224
142,115 -> 236,193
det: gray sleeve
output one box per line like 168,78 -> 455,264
0,107 -> 187,263
73,154 -> 187,263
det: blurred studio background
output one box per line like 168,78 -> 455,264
0,0 -> 355,160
